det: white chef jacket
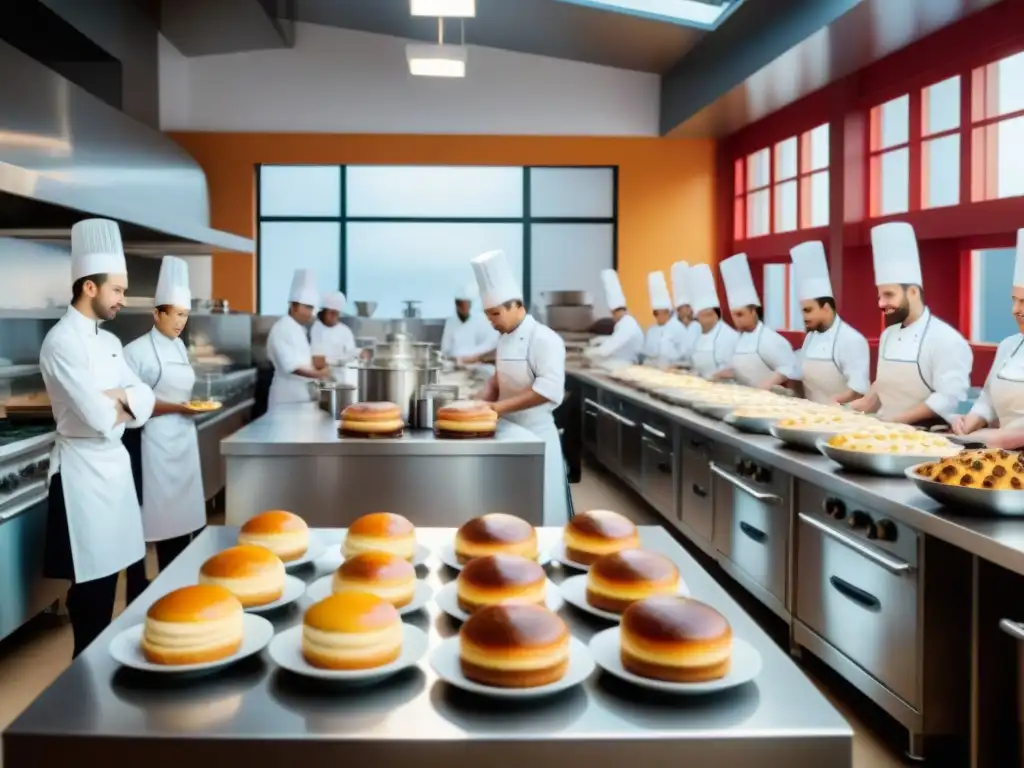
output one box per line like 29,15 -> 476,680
731,322 -> 799,383
970,333 -> 1024,427
791,317 -> 871,398
691,320 -> 740,378
875,309 -> 973,423
674,319 -> 702,362
310,319 -> 357,364
267,314 -> 315,407
590,313 -> 644,364
440,314 -> 499,359
643,319 -> 678,363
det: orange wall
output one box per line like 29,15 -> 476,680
168,133 -> 717,318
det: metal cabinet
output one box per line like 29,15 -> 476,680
640,420 -> 676,519
619,403 -> 643,491
0,496 -> 64,643
581,396 -> 598,453
679,430 -> 714,548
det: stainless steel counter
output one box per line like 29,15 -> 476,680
1,526 -> 853,767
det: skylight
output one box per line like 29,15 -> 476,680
555,0 -> 740,28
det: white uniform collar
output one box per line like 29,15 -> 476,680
702,319 -> 723,336
506,313 -> 536,338
67,305 -> 100,336
813,317 -> 841,340
150,326 -> 179,349
899,307 -> 930,332
742,321 -> 764,336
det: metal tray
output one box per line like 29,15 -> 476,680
651,387 -> 708,408
816,437 -> 956,477
768,424 -> 842,451
724,412 -> 779,435
903,464 -> 1024,516
690,401 -> 736,420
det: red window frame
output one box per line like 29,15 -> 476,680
970,55 -> 1024,202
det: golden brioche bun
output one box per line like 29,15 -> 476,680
141,585 -> 244,665
620,596 -> 732,682
341,401 -> 403,421
198,545 -> 286,607
343,512 -> 417,560
456,554 -> 546,613
459,604 -> 570,688
237,511 -> 309,561
302,592 -> 403,670
586,549 -> 680,613
563,510 -> 640,565
239,510 -> 307,534
436,400 -> 498,422
455,513 -> 538,564
333,552 -> 417,608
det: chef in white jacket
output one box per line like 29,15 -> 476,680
122,256 -> 205,598
788,241 -> 870,404
670,261 -> 702,363
267,269 -> 329,409
850,222 -> 973,426
441,283 -> 499,361
585,269 -> 644,366
953,229 -> 1024,436
472,250 -> 569,525
716,253 -> 799,388
642,271 -> 680,365
40,218 -> 157,659
310,290 -> 358,385
689,263 -> 739,379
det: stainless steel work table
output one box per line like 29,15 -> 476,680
570,369 -> 1024,577
1,526 -> 853,767
221,406 -> 545,526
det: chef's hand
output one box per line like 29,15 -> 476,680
103,388 -> 126,402
981,428 -> 1024,450
312,367 -> 332,381
950,414 -> 980,435
848,393 -> 878,413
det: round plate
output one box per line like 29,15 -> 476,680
816,436 -> 957,477
268,623 -> 429,682
430,635 -> 594,699
337,542 -> 431,568
434,579 -> 564,622
589,627 -> 762,694
245,574 -> 307,614
552,542 -> 593,572
281,539 -> 327,571
438,544 -> 551,572
305,576 -> 433,615
559,574 -> 689,623
109,613 -> 274,674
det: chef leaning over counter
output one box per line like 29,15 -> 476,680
441,282 -> 499,362
266,268 -> 329,410
641,270 -> 682,365
39,218 -> 157,660
311,290 -> 358,385
670,260 -> 702,363
850,222 -> 973,427
472,249 -> 569,526
715,253 -> 799,389
787,240 -> 870,404
584,269 -> 644,366
688,262 -> 738,379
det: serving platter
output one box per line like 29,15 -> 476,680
904,464 -> 1024,516
817,437 -> 957,477
723,412 -> 779,435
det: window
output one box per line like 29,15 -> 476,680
971,51 -> 1024,201
970,248 -> 1018,343
869,94 -> 911,216
800,123 -> 830,228
762,263 -> 802,332
922,76 -> 961,208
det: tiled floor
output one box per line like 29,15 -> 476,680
0,467 -> 907,767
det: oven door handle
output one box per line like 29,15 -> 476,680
641,423 -> 667,440
586,399 -> 636,428
999,618 -> 1024,642
829,576 -> 881,611
0,485 -> 49,524
798,513 -> 913,574
739,521 -> 767,544
709,462 -> 782,505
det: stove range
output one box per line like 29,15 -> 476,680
0,423 -> 55,447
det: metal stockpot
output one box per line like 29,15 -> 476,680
317,382 -> 358,418
356,363 -> 439,422
411,394 -> 456,429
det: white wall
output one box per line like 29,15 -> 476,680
158,23 -> 660,136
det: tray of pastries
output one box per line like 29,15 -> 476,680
906,448 -> 1024,515
609,367 -> 709,392
688,391 -> 789,420
724,403 -> 843,435
816,430 -> 959,477
769,413 -> 905,450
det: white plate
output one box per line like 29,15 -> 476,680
430,635 -> 594,699
245,574 -> 307,614
305,576 -> 433,615
438,544 -> 551,572
559,574 -> 689,623
589,627 -> 762,694
109,613 -> 274,674
434,579 -> 564,622
282,538 -> 327,571
268,623 -> 429,682
552,542 -> 594,572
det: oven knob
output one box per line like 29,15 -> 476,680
868,519 -> 898,542
753,466 -> 772,483
822,497 -> 846,520
846,511 -> 871,530
18,465 -> 34,479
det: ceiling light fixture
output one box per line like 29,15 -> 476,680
553,0 -> 737,28
410,0 -> 476,18
406,43 -> 467,77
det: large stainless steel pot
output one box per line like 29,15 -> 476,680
357,363 -> 439,421
542,290 -> 592,306
317,382 -> 358,418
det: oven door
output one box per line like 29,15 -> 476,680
0,488 -> 62,643
640,425 -> 675,518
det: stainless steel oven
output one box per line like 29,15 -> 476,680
678,429 -> 714,556
639,419 -> 675,519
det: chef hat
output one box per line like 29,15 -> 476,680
154,256 -> 191,308
71,218 -> 126,282
670,261 -> 691,307
1014,229 -> 1024,289
789,241 -> 833,301
288,269 -> 319,308
601,269 -> 627,311
471,250 -> 522,308
455,282 -> 478,302
871,222 -> 922,287
322,290 -> 346,313
647,271 -> 672,311
720,253 -> 760,308
688,263 -> 721,313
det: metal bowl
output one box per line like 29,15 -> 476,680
690,401 -> 735,420
770,424 -> 846,451
816,437 -> 956,477
903,464 -> 1024,516
354,301 -> 377,317
651,387 -> 708,408
724,412 -> 779,435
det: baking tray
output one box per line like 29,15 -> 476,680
770,424 -> 857,451
816,437 -> 957,477
724,412 -> 779,435
903,464 -> 1024,516
651,387 -> 709,408
689,401 -> 738,420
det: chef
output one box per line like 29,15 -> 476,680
850,222 -> 973,425
641,271 -> 679,366
788,241 -> 870,404
472,250 -> 569,525
39,218 -> 157,659
688,263 -> 739,379
716,253 -> 799,388
266,269 -> 329,410
311,290 -> 359,385
670,261 -> 702,363
441,283 -> 499,362
952,228 -> 1024,436
584,269 -> 644,366
122,256 -> 205,596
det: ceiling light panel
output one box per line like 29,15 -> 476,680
406,43 -> 468,78
553,0 -> 736,28
410,0 -> 476,17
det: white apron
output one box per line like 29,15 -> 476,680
497,323 -> 570,527
988,338 -> 1024,428
692,323 -> 723,379
875,314 -> 934,421
50,348 -> 145,583
141,333 -> 206,542
732,325 -> 774,387
802,320 -> 850,404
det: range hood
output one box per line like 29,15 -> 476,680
0,38 -> 253,256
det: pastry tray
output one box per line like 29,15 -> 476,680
904,464 -> 1024,516
770,424 -> 854,451
724,412 -> 780,435
816,437 -> 956,478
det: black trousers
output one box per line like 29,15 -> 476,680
124,529 -> 202,604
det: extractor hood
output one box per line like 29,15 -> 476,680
0,37 -> 253,256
